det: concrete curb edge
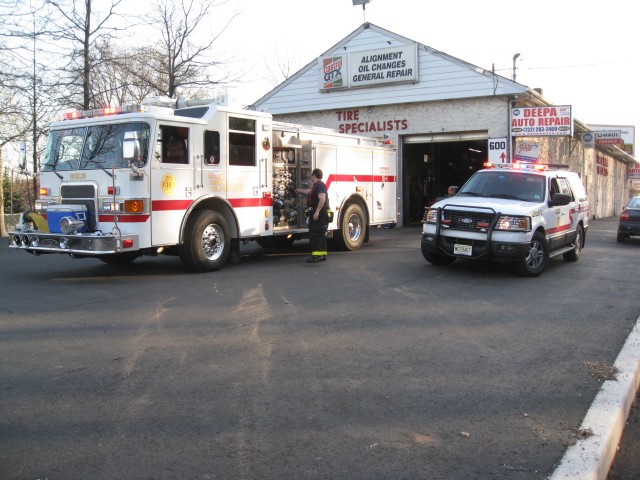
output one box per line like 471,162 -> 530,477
550,315 -> 640,480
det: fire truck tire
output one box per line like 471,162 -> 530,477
517,231 -> 549,277
180,210 -> 231,272
335,203 -> 366,251
99,252 -> 140,265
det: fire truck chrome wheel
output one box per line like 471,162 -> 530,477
201,223 -> 224,260
180,210 -> 231,272
336,203 -> 366,251
348,214 -> 362,242
518,231 -> 549,277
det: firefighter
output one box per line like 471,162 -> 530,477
298,168 -> 329,263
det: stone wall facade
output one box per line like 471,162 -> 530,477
274,97 -> 631,220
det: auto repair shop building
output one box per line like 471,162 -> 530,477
253,23 -> 636,226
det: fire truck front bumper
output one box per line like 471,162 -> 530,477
8,230 -> 139,256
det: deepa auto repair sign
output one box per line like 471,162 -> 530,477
511,105 -> 573,137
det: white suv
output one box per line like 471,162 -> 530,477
421,163 -> 590,276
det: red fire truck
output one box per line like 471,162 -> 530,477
9,96 -> 397,271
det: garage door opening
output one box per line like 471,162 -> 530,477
403,139 -> 487,224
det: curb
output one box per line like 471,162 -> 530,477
550,315 -> 640,480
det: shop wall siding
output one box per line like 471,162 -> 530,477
274,97 -> 511,144
256,27 -> 524,114
518,136 -> 629,218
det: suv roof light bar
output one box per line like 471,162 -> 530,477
483,161 -> 569,171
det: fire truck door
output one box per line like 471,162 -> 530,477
226,115 -> 270,236
151,124 -> 194,246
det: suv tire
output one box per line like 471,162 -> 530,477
518,231 -> 549,277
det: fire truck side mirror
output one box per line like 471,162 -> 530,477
123,132 -> 142,171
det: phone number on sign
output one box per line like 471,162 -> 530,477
512,126 -> 571,134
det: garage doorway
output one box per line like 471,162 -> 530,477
403,138 -> 487,224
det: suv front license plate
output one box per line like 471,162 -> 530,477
454,244 -> 472,256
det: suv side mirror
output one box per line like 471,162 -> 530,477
549,192 -> 571,206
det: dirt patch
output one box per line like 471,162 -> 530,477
583,361 -> 619,381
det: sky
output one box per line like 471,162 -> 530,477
206,0 -> 638,138
5,0 -> 637,167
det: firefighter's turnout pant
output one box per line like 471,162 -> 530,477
308,220 -> 328,258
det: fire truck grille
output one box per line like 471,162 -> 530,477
444,210 -> 495,232
60,184 -> 97,231
61,185 -> 96,198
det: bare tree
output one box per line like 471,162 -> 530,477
0,85 -> 31,236
1,0 -> 67,213
144,0 -> 240,98
0,0 -> 36,236
90,40 -> 158,106
46,0 -> 124,109
263,45 -> 304,89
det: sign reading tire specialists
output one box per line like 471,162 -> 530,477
510,105 -> 573,137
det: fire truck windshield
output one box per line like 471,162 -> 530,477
42,122 -> 150,172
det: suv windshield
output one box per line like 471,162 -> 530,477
42,122 -> 150,172
458,171 -> 545,202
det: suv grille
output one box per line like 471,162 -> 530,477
444,210 -> 495,232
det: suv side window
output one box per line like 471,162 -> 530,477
550,177 -> 571,199
556,178 -> 572,197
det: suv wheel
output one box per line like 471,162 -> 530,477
518,232 -> 549,277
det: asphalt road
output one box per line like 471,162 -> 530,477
1,217 -> 638,480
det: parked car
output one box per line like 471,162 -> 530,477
617,196 -> 640,242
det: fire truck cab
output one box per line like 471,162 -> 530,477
9,96 -> 397,271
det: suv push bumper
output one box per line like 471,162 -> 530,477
421,232 -> 530,261
8,230 -> 139,256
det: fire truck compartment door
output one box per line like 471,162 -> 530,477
372,149 -> 397,223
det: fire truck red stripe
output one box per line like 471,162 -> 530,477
228,198 -> 273,207
98,214 -> 150,222
152,200 -> 194,211
324,174 -> 396,189
151,198 -> 272,211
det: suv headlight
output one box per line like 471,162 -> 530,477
424,208 -> 438,223
496,215 -> 531,232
